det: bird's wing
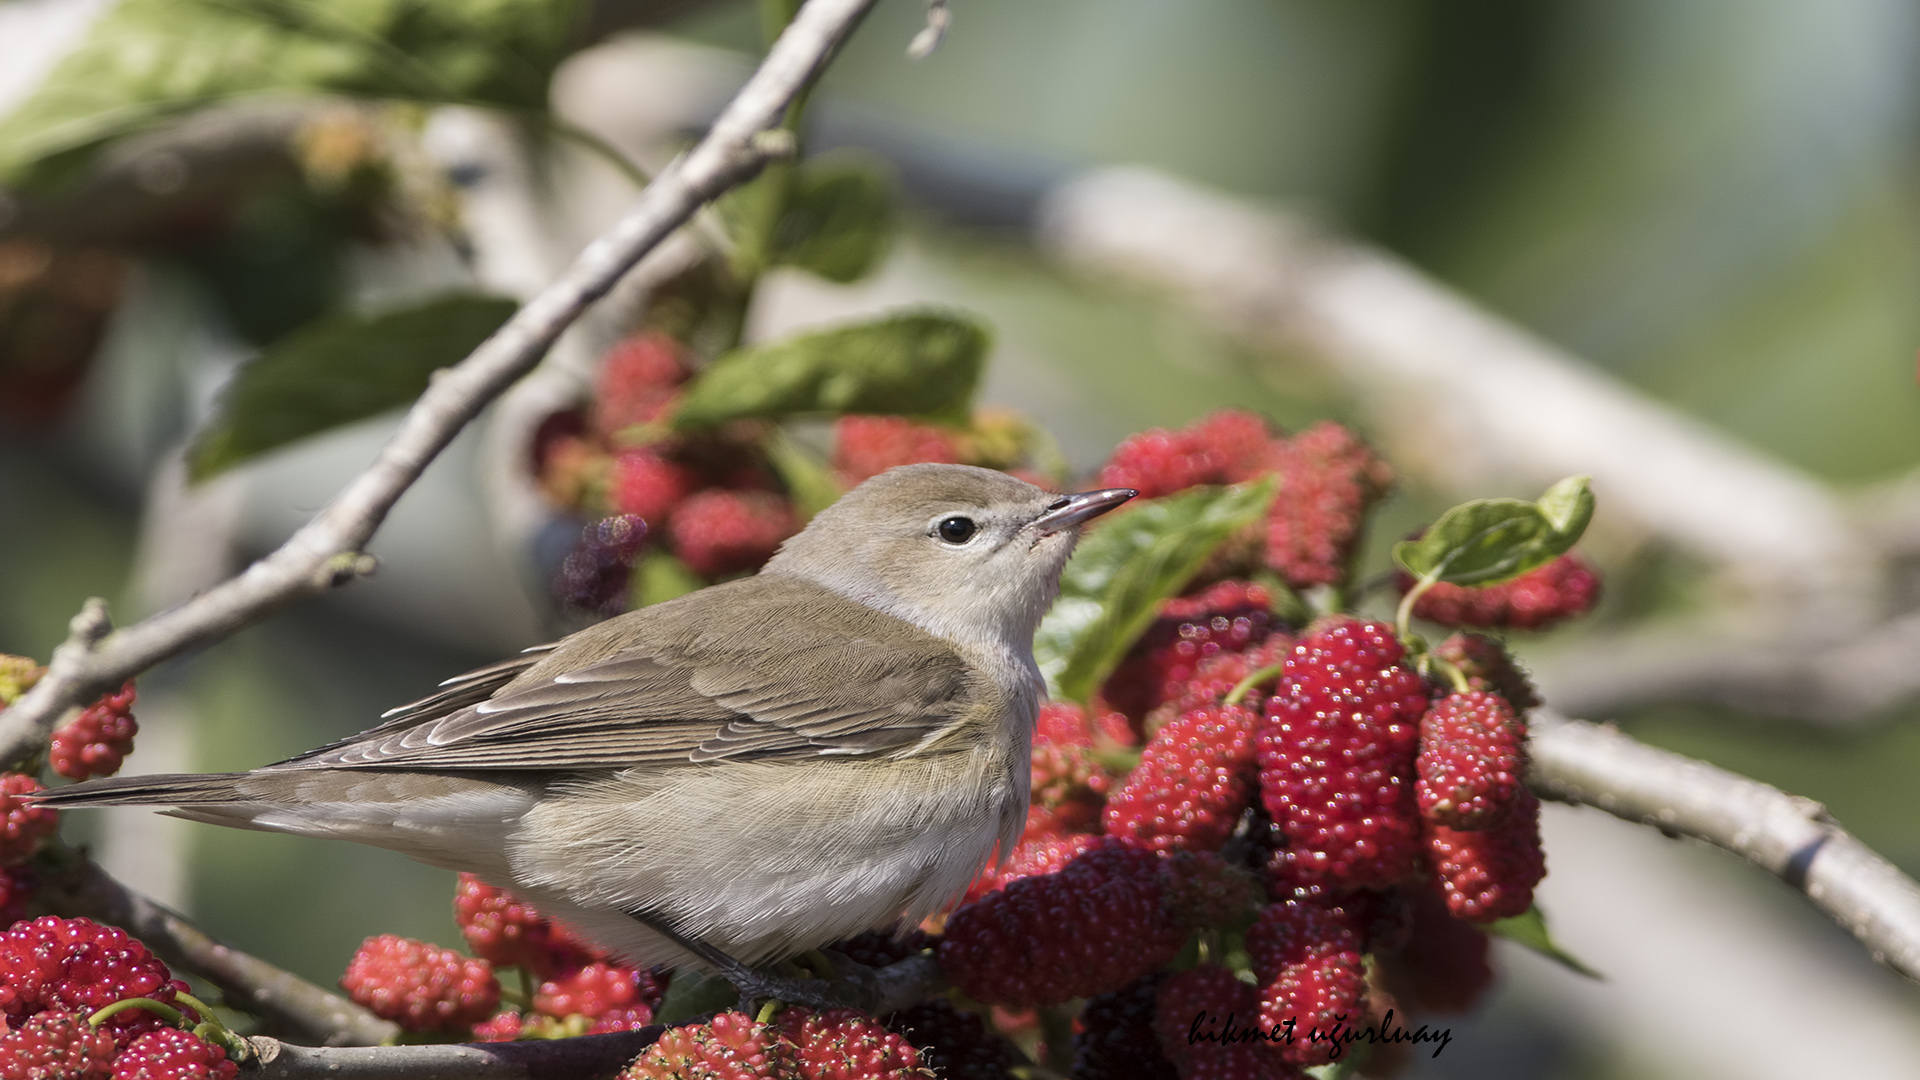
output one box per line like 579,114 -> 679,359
270,578 -> 980,771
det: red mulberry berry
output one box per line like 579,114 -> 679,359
1073,974 -> 1178,1080
1263,422 -> 1392,590
454,873 -> 602,977
1028,703 -> 1117,836
0,917 -> 187,1045
883,1001 -> 1012,1080
1035,700 -> 1133,748
594,333 -> 690,439
1097,429 -> 1216,501
833,416 -> 963,486
0,1010 -> 117,1080
1402,554 -> 1600,631
1096,410 -> 1277,500
339,935 -> 499,1033
1257,619 -> 1429,891
670,490 -> 800,578
1146,636 -> 1292,731
112,1027 -> 238,1080
963,831 -> 1102,903
1246,902 -> 1367,1067
534,960 -> 663,1025
776,1007 -> 925,1079
1105,704 -> 1259,853
1186,410 -> 1280,483
1379,889 -> 1494,1015
609,448 -> 700,525
1,773 -> 58,864
50,682 -> 138,782
555,514 -> 648,617
1426,788 -> 1546,922
471,1010 -> 524,1042
1103,581 -> 1280,726
1416,691 -> 1524,831
623,1010 -> 797,1079
939,842 -> 1184,1008
1433,634 -> 1539,711
1155,965 -> 1300,1080
1162,850 -> 1259,931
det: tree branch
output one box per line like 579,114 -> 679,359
237,1029 -> 663,1080
0,0 -> 882,770
33,851 -> 399,1047
1526,709 -> 1920,984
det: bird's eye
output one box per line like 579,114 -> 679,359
936,516 -> 978,544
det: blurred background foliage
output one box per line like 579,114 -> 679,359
2,0 -> 1918,1075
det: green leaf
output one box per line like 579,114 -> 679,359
1487,904 -> 1603,979
671,310 -> 988,429
1390,476 -> 1594,587
1036,480 -> 1276,703
1536,474 -> 1595,539
770,153 -> 896,283
0,0 -> 585,184
188,293 -> 515,479
763,428 -> 846,519
651,970 -> 737,1026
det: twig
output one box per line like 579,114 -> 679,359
1526,709 -> 1920,984
34,851 -> 400,1046
204,954 -> 942,1078
0,0 -> 882,770
237,1028 -> 662,1079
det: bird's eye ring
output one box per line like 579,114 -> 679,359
936,516 -> 977,544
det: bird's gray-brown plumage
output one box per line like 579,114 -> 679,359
42,465 -> 1134,969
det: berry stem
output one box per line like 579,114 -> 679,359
172,990 -> 230,1035
1396,574 -> 1440,641
89,997 -> 186,1029
1225,662 -> 1284,707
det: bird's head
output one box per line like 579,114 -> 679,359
763,463 -> 1135,652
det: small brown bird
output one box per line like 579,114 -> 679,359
44,464 -> 1133,999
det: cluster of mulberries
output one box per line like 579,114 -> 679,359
50,682 -> 139,782
624,1006 -> 933,1080
830,408 -> 1049,489
1397,552 -> 1601,630
534,331 -> 804,615
537,338 -> 1064,619
339,935 -> 500,1033
921,411 -> 1591,1076
1095,414 -> 1394,592
0,915 -> 236,1079
447,874 -> 664,1039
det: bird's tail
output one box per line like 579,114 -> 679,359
35,772 -> 257,807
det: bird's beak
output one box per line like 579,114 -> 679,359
1031,487 -> 1138,536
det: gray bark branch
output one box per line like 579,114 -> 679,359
35,852 -> 400,1046
1527,709 -> 1920,984
0,0 -> 881,770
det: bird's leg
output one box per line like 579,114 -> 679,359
624,908 -> 869,1014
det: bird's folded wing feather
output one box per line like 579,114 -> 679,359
269,578 -> 978,772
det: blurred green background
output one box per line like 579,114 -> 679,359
3,0 -> 1918,1075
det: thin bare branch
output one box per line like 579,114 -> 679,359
1527,709 -> 1920,984
237,1028 -> 662,1080
207,953 -> 942,1078
34,851 -> 399,1046
0,0 -> 881,770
